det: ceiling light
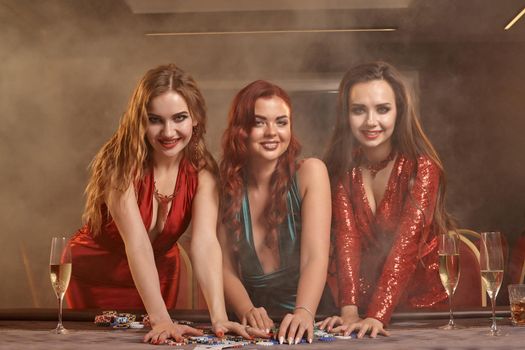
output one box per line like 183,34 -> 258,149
145,28 -> 396,37
504,7 -> 525,30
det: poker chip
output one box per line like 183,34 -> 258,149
255,341 -> 275,346
113,323 -> 130,329
141,315 -> 150,327
318,336 -> 336,342
177,320 -> 194,326
164,339 -> 186,346
335,335 -> 354,340
119,313 -> 136,322
94,314 -> 114,327
115,316 -> 128,324
314,329 -> 330,337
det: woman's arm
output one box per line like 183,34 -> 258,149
319,169 -> 391,338
107,184 -> 202,344
278,158 -> 331,344
217,221 -> 274,333
366,157 -> 440,325
318,172 -> 363,332
190,169 -> 262,338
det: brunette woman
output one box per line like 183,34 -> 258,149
320,61 -> 452,337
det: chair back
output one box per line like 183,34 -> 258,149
508,235 -> 525,284
451,229 -> 487,307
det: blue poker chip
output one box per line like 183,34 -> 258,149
318,336 -> 336,342
116,316 -> 128,324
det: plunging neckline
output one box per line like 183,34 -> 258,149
243,190 -> 282,275
148,162 -> 183,242
357,154 -> 399,219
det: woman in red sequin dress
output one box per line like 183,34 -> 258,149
320,62 -> 453,337
66,64 -> 257,343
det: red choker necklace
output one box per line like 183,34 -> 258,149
363,151 -> 396,178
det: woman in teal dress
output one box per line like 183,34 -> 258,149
219,80 -> 335,344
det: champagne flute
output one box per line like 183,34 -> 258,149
480,231 -> 504,336
438,232 -> 461,329
49,236 -> 72,334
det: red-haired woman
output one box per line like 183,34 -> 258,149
66,64 -> 257,344
319,62 -> 453,337
219,80 -> 335,344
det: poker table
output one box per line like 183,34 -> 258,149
1,308 -> 524,349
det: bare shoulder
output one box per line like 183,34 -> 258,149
197,168 -> 218,190
199,169 -> 217,185
297,157 -> 328,175
296,158 -> 329,190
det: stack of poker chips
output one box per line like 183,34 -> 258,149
94,311 -> 143,329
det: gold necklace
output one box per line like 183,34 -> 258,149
153,181 -> 177,204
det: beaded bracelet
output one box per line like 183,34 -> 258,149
294,306 -> 315,321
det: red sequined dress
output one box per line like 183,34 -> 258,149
334,153 -> 447,325
66,158 -> 198,309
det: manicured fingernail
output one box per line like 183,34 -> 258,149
295,338 -> 300,345
279,337 -> 284,344
217,331 -> 224,338
266,328 -> 270,334
288,337 -> 293,345
308,338 -> 313,344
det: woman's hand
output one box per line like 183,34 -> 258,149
316,313 -> 361,333
317,305 -> 360,333
212,319 -> 269,339
336,317 -> 390,338
277,308 -> 314,345
143,320 -> 203,345
241,306 -> 274,333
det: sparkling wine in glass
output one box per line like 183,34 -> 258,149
49,236 -> 72,334
480,231 -> 504,336
438,232 -> 461,329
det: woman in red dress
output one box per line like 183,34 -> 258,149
66,64 -> 256,343
320,62 -> 453,337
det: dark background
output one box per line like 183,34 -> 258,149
1,0 -> 524,308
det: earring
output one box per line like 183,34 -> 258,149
190,125 -> 201,163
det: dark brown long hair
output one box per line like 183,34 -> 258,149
324,61 -> 453,244
83,64 -> 217,235
220,80 -> 301,248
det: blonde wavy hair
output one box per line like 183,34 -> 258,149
83,64 -> 217,235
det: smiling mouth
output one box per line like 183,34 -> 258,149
361,130 -> 382,139
260,141 -> 279,150
159,138 -> 180,148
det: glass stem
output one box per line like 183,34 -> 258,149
57,296 -> 63,328
448,294 -> 455,326
490,296 -> 497,333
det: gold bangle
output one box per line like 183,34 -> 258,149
294,306 -> 315,321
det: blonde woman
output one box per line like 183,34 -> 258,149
66,64 -> 259,344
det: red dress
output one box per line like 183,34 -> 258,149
66,158 -> 198,309
334,154 -> 447,325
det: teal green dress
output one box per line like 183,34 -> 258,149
236,175 -> 335,314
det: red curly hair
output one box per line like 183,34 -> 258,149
220,80 -> 301,249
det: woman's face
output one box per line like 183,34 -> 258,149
247,96 -> 291,163
348,79 -> 397,151
146,91 -> 197,160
